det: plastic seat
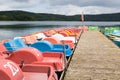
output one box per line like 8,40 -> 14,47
52,33 -> 77,43
112,30 -> 120,36
83,26 -> 89,31
60,40 -> 75,49
7,47 -> 65,71
22,65 -> 58,80
35,33 -> 46,40
0,43 -> 8,54
43,37 -> 61,44
49,44 -> 72,56
62,37 -> 77,43
42,30 -> 52,37
59,31 -> 69,36
31,40 -> 72,57
89,26 -> 99,31
48,30 -> 57,35
4,38 -> 27,51
22,35 -> 38,45
0,43 -> 9,58
43,37 -> 75,49
66,28 -> 81,38
64,29 -> 75,36
0,59 -> 58,80
52,34 -> 64,40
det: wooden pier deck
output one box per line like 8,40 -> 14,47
64,31 -> 120,80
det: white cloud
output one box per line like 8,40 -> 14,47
0,0 -> 120,15
0,5 -> 11,11
83,6 -> 120,14
38,5 -> 120,15
48,0 -> 120,8
38,5 -> 83,15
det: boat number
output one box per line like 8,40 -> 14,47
4,62 -> 19,76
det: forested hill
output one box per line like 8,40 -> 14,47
0,11 -> 120,21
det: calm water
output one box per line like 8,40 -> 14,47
0,21 -> 120,41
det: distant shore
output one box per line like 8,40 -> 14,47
0,10 -> 120,21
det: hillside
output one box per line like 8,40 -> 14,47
0,10 -> 120,21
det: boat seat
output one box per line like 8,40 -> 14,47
52,33 -> 77,43
60,40 -> 75,49
6,47 -> 66,71
22,64 -> 58,80
4,38 -> 27,51
52,34 -> 64,40
22,35 -> 38,45
31,40 -> 72,57
43,37 -> 61,44
35,33 -> 46,40
112,30 -> 120,36
23,72 -> 48,80
0,43 -> 8,54
43,37 -> 75,49
0,59 -> 58,80
0,59 -> 24,80
0,43 -> 11,58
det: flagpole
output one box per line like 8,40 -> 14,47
81,12 -> 84,27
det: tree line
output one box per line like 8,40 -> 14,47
0,10 -> 120,21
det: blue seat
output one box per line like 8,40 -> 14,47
112,30 -> 120,36
50,44 -> 72,56
31,41 -> 72,57
4,38 -> 27,51
30,41 -> 53,52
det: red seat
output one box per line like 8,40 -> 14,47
48,30 -> 57,35
0,43 -> 9,58
42,30 -> 52,37
43,37 -> 75,49
43,37 -> 61,44
65,28 -> 80,39
60,40 -> 75,49
0,59 -> 58,80
0,43 -> 7,53
59,31 -> 68,37
7,47 -> 66,71
22,35 -> 37,44
22,64 -> 58,80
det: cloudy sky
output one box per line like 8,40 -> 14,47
0,0 -> 120,15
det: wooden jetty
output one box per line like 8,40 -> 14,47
63,31 -> 120,80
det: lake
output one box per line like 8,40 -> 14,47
0,21 -> 120,41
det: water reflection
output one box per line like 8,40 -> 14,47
0,24 -> 60,40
